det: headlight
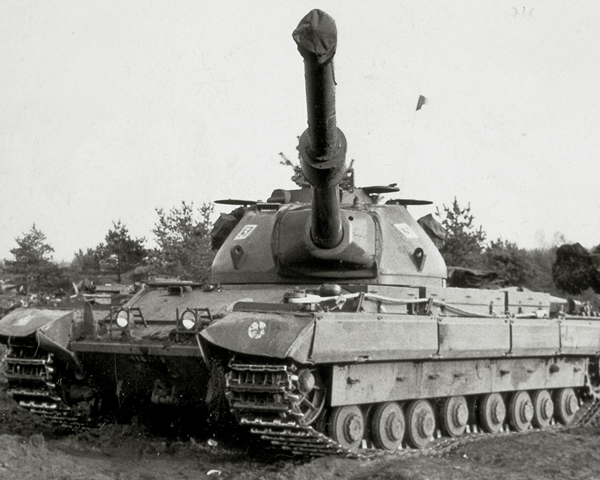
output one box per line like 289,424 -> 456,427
115,310 -> 130,329
181,310 -> 197,330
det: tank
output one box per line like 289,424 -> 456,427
198,9 -> 600,455
0,290 -> 210,432
1,9 -> 599,454
0,282 -> 264,434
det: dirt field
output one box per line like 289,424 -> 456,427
1,393 -> 600,480
0,343 -> 599,480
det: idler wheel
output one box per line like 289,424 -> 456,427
532,389 -> 554,428
406,399 -> 435,449
555,388 -> 579,425
441,396 -> 469,438
295,369 -> 325,426
508,391 -> 534,432
329,405 -> 364,450
479,393 -> 506,433
370,402 -> 405,451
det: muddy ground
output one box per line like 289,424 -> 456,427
1,388 -> 600,480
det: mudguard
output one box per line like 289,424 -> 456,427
0,308 -> 74,340
200,311 -> 315,363
0,306 -> 90,377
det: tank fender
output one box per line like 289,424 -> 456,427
0,307 -> 74,339
200,311 -> 316,363
0,307 -> 86,378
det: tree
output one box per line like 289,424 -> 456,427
149,202 -> 214,281
436,198 -> 486,268
71,248 -> 102,276
98,221 -> 146,283
4,225 -> 62,294
482,238 -> 533,287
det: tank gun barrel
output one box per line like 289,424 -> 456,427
293,9 -> 348,249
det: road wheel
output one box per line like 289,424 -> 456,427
406,399 -> 435,449
370,402 -> 405,450
531,389 -> 554,428
329,405 -> 364,450
440,396 -> 469,437
479,392 -> 506,433
555,388 -> 578,425
508,391 -> 534,432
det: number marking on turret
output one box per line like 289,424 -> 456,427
235,225 -> 257,240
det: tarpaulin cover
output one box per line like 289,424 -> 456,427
447,267 -> 500,289
553,243 -> 600,294
210,207 -> 244,250
417,214 -> 446,249
292,9 -> 337,64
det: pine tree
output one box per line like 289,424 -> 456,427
436,198 -> 486,268
5,225 -> 61,294
97,221 -> 146,283
482,239 -> 533,287
149,202 -> 214,281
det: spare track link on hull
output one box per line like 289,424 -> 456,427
225,361 -> 600,459
4,341 -> 91,431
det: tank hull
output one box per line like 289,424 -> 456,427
200,285 -> 600,454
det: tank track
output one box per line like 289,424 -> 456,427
226,361 -> 353,456
4,338 -> 92,431
225,360 -> 600,459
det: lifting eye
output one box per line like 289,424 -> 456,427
412,247 -> 426,271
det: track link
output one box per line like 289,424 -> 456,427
226,361 -> 600,459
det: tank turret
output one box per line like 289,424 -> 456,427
210,9 -> 447,286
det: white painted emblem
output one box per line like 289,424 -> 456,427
235,225 -> 257,240
248,321 -> 267,339
394,223 -> 419,239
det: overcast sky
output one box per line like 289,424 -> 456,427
2,1 -> 599,262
